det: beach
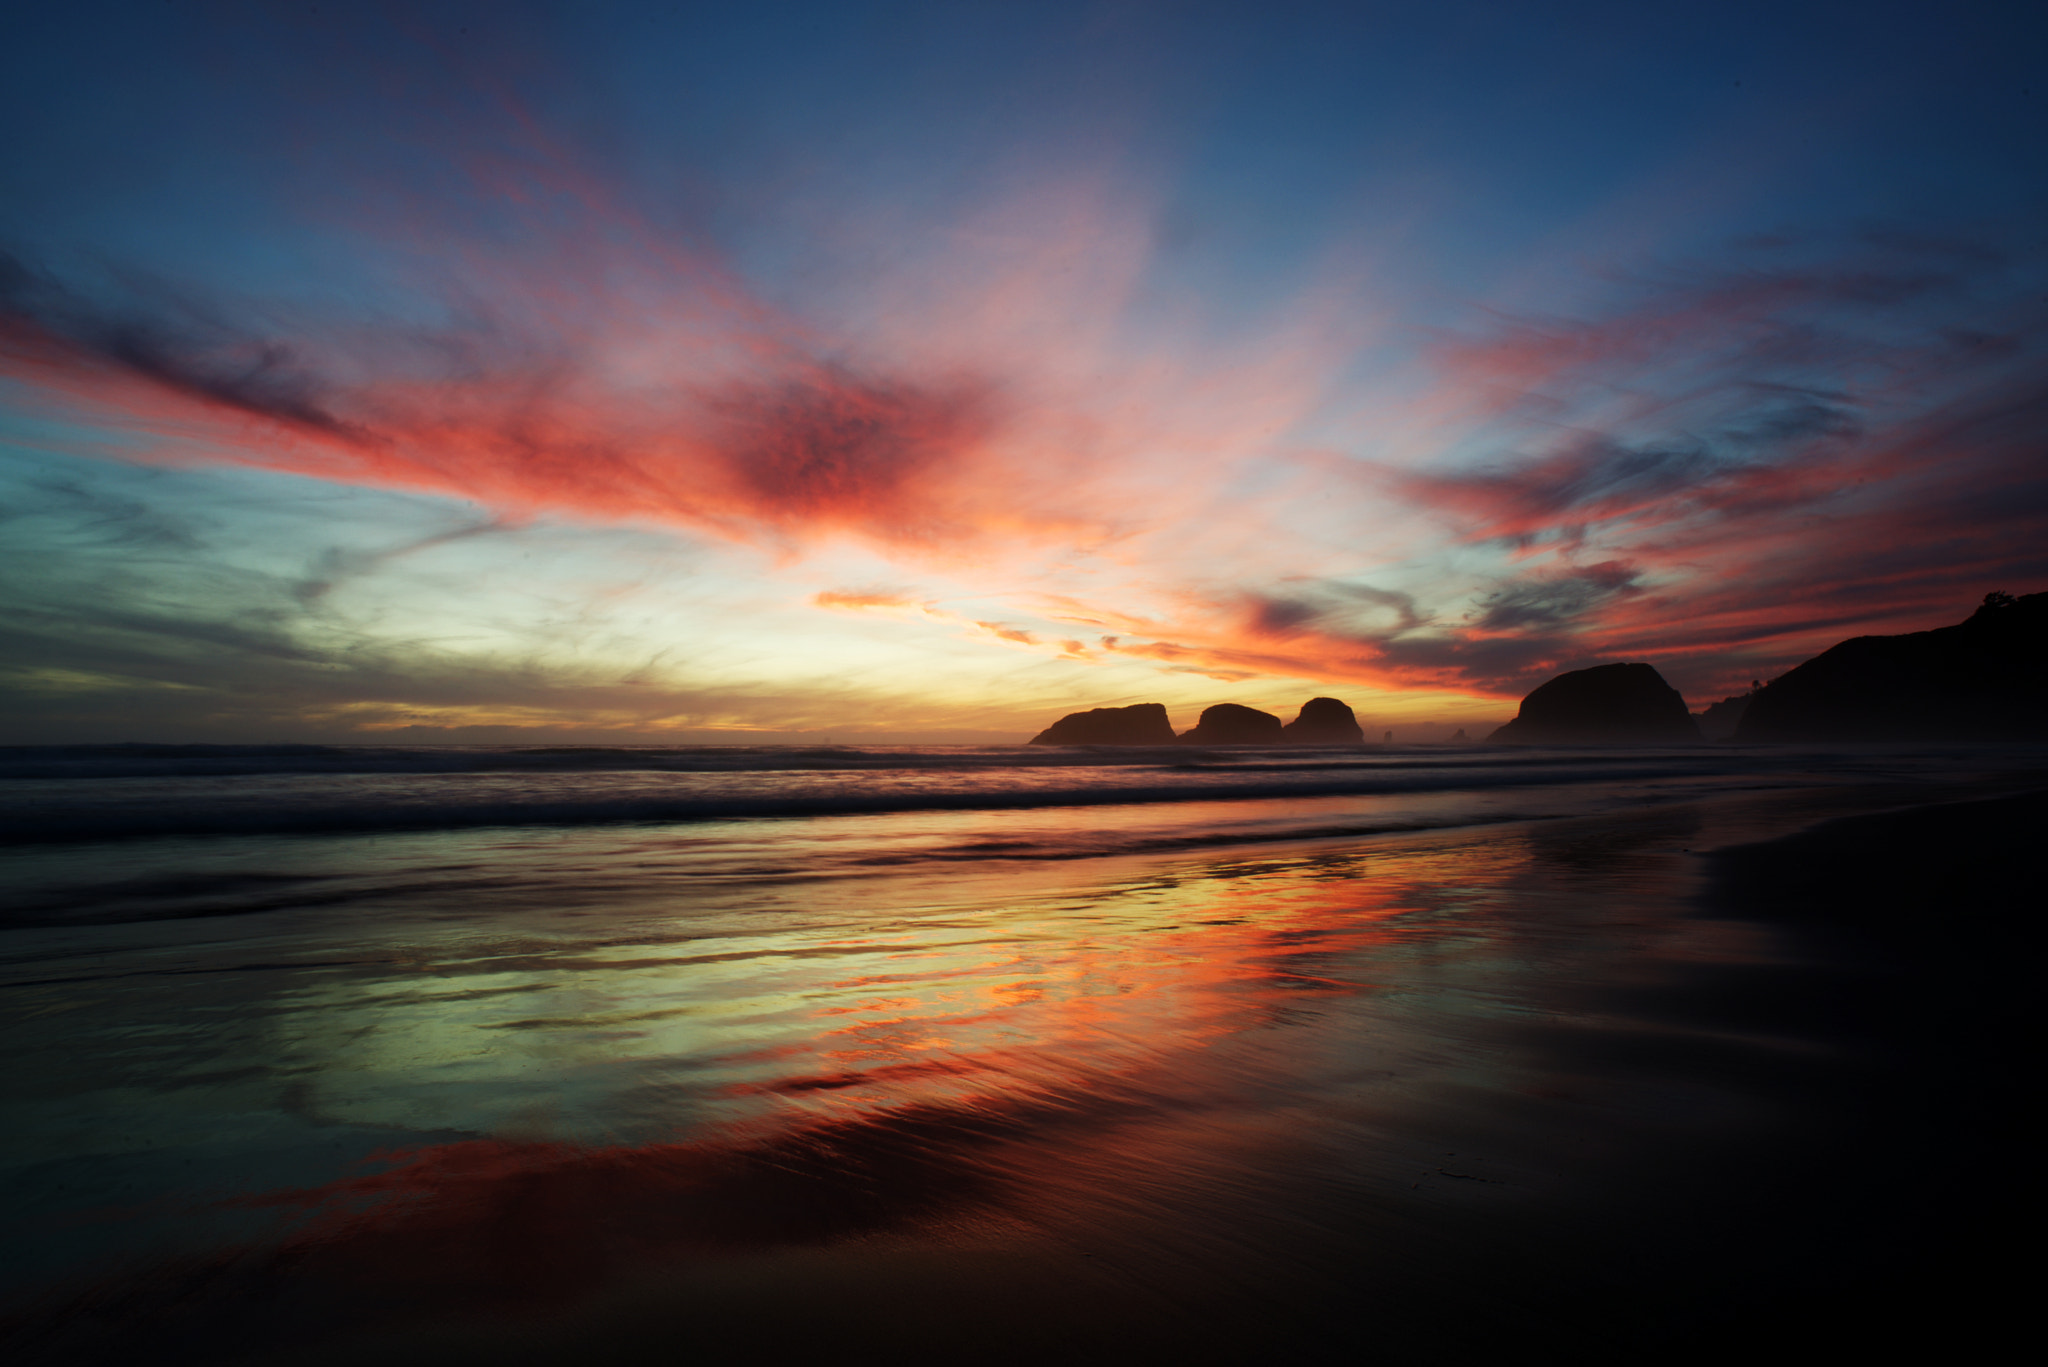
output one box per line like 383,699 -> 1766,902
10,3 -> 2046,1361
1,743 -> 2040,1363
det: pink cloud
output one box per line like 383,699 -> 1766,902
6,208 -> 2044,714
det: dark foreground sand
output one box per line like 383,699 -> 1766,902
1670,789 -> 2040,1360
7,787 -> 2040,1366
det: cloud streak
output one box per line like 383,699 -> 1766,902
10,220 -> 2046,715
4,12 -> 2047,737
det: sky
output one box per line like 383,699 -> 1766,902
2,0 -> 2045,744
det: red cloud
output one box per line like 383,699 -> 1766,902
7,220 -> 2045,714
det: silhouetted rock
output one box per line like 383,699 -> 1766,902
1028,703 -> 1177,746
1489,663 -> 1701,745
1178,703 -> 1284,745
1736,591 -> 2048,742
1281,697 -> 1365,745
1450,728 -> 1468,742
1693,692 -> 1754,741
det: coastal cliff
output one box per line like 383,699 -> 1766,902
1736,591 -> 2048,742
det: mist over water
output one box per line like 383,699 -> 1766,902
3,746 -> 2042,1362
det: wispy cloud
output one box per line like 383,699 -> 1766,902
5,10 -> 2046,738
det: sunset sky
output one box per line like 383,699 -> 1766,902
3,0 -> 2044,743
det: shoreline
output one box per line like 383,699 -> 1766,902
3,779 -> 2041,1364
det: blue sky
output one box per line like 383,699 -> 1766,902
4,0 -> 2044,742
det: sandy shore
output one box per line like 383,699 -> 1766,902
1670,789 -> 2043,1358
5,781 -> 2040,1365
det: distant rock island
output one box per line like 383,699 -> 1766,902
1028,592 -> 2044,750
1736,591 -> 2048,742
1281,696 -> 1366,745
1178,703 -> 1284,745
1027,703 -> 1177,746
1488,662 -> 1701,745
1028,697 -> 1371,746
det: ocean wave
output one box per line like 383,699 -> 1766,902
0,747 -> 1912,844
0,742 -> 1160,780
0,740 -> 1600,781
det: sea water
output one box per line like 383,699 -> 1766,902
2,741 -> 2041,1360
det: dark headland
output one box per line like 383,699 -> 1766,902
1737,589 -> 2048,741
1494,590 -> 2046,745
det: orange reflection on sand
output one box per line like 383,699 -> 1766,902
686,840 -> 1471,1147
29,834 -> 1514,1347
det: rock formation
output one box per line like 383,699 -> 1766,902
1280,697 -> 1365,745
1736,591 -> 2048,742
1692,692 -> 1754,741
1178,703 -> 1284,745
1488,662 -> 1702,745
1028,702 -> 1178,746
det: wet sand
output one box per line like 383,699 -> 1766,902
1672,788 -> 2041,1359
5,781 -> 2040,1365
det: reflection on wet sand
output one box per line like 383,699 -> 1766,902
3,782 -> 2036,1363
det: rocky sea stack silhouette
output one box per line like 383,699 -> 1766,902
1281,696 -> 1366,745
1737,591 -> 2048,742
1027,703 -> 1177,746
1028,696 -> 1375,746
1489,663 -> 1701,745
1179,703 -> 1284,745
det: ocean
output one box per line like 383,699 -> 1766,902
3,740 -> 2041,1363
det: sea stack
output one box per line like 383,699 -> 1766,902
1028,703 -> 1178,746
1736,591 -> 2048,742
1179,703 -> 1284,745
1489,663 -> 1701,745
1281,697 -> 1365,745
